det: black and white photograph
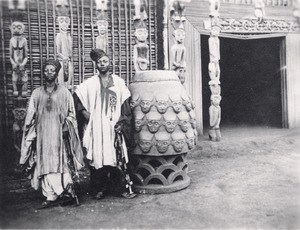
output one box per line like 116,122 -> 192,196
0,0 -> 300,228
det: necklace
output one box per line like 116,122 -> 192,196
44,84 -> 57,111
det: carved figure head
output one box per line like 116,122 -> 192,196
175,67 -> 186,84
97,20 -> 108,35
130,94 -> 140,109
211,25 -> 221,37
178,111 -> 190,132
163,110 -> 177,133
171,131 -> 186,152
155,131 -> 171,153
211,94 -> 221,107
170,94 -> 183,113
146,111 -> 162,133
13,108 -> 26,121
57,16 -> 70,32
186,129 -> 195,150
155,93 -> 169,114
189,110 -> 197,129
174,28 -> 185,44
134,28 -> 148,42
209,80 -> 221,95
10,21 -> 25,36
140,93 -> 154,113
181,94 -> 192,111
134,108 -> 144,132
138,130 -> 153,153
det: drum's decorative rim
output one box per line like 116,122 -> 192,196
131,70 -> 180,83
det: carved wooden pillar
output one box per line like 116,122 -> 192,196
293,0 -> 300,23
55,0 -> 73,90
9,2 -> 28,158
254,0 -> 266,23
169,0 -> 190,86
208,0 -> 221,142
133,0 -> 149,72
95,0 -> 109,54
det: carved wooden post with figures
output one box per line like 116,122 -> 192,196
9,2 -> 28,158
133,0 -> 149,72
208,0 -> 222,141
95,0 -> 109,53
169,0 -> 190,85
55,0 -> 73,90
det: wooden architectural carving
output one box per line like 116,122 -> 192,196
209,0 -> 220,17
170,0 -> 190,85
55,0 -> 73,90
133,1 -> 149,72
95,0 -> 108,19
293,0 -> 300,22
208,95 -> 221,141
170,23 -> 187,84
9,21 -> 28,97
254,0 -> 266,23
208,0 -> 222,141
133,0 -> 148,20
220,18 -> 297,33
170,0 -> 191,22
8,0 -> 26,10
96,19 -> 108,53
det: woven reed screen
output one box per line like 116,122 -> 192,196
0,0 -> 158,131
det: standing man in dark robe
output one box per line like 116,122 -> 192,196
73,49 -> 136,199
20,59 -> 84,207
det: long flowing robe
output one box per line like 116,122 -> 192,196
75,74 -> 131,169
20,85 -> 84,190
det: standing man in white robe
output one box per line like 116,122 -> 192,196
19,59 -> 84,207
74,49 -> 135,199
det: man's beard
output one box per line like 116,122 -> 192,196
97,67 -> 109,74
44,73 -> 57,83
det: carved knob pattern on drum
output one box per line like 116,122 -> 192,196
129,70 -> 197,156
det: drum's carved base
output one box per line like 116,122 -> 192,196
130,153 -> 190,194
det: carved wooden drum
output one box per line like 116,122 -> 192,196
129,70 -> 197,193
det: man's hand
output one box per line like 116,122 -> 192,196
114,123 -> 122,134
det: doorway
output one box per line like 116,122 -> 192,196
201,36 -> 284,128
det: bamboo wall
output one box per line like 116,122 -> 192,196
0,0 -> 159,138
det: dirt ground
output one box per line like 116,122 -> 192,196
1,126 -> 300,229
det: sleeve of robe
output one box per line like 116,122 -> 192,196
117,97 -> 135,149
20,89 -> 38,166
64,92 -> 84,171
73,92 -> 87,140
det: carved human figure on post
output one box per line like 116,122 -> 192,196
209,95 -> 221,142
56,15 -> 73,89
209,0 -> 220,17
8,0 -> 26,10
9,21 -> 28,97
133,22 -> 149,72
56,0 -> 69,15
95,0 -> 108,19
96,20 -> 108,53
13,107 -> 27,152
254,0 -> 265,23
170,0 -> 189,22
133,0 -> 148,21
208,25 -> 221,83
171,24 -> 186,84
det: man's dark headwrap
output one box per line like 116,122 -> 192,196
90,49 -> 109,62
43,59 -> 62,74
